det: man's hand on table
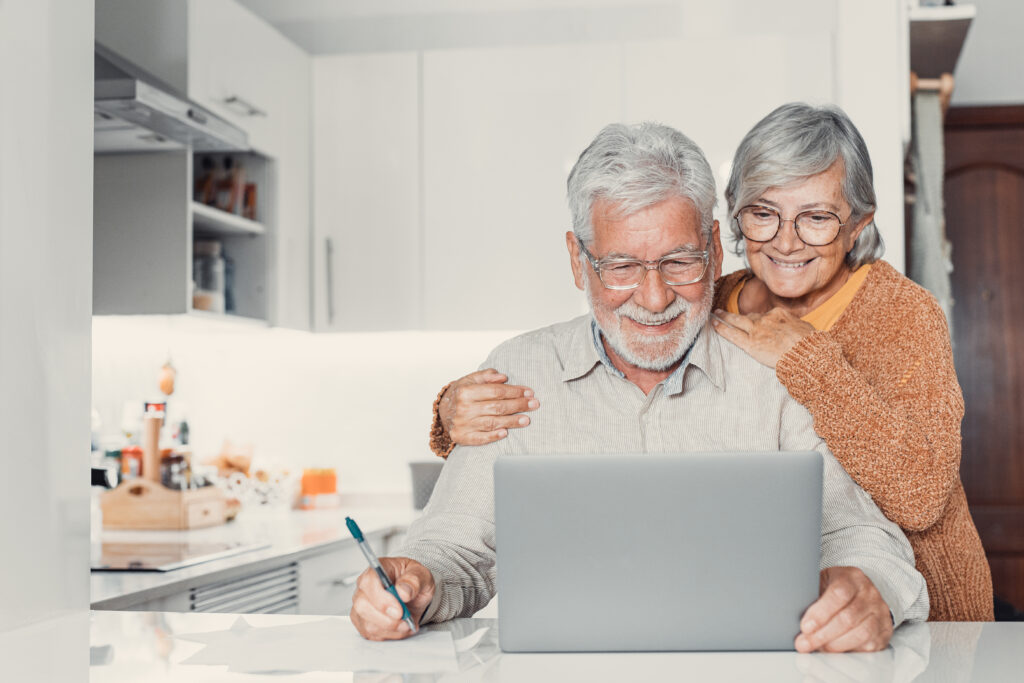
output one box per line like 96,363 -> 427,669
795,566 -> 894,653
351,557 -> 435,641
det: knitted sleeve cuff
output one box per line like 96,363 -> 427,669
775,330 -> 845,404
429,382 -> 455,459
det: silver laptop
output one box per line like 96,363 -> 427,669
494,451 -> 822,652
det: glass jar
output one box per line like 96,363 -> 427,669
193,240 -> 225,313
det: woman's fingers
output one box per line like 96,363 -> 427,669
712,309 -> 755,331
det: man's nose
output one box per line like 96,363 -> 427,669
771,218 -> 804,253
631,267 -> 675,312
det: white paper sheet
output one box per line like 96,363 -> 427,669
176,617 -> 459,674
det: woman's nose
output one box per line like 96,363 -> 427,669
772,218 -> 804,253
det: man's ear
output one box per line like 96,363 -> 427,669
710,220 -> 724,281
566,231 -> 585,291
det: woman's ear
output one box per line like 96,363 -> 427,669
846,211 -> 874,252
710,220 -> 723,281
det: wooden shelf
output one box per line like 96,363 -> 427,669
191,201 -> 265,236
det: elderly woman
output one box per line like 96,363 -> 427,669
428,103 -> 993,622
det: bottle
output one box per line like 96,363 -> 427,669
215,157 -> 245,215
195,156 -> 217,205
192,240 -> 226,313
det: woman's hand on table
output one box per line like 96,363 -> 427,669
351,557 -> 435,641
440,369 -> 539,446
712,308 -> 816,369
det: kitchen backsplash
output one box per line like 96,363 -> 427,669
92,316 -> 519,494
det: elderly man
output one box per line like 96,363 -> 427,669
350,122 -> 929,652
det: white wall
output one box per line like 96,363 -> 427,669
92,318 -> 517,495
952,0 -> 1024,106
0,0 -> 93,642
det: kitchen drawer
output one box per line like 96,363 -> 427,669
297,542 -> 380,616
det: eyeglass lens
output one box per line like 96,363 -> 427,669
599,256 -> 706,288
737,206 -> 841,246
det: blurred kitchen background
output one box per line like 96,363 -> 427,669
6,0 -> 1024,659
92,0 -> 917,500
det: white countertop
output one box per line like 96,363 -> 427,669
91,506 -> 417,608
77,610 -> 1024,682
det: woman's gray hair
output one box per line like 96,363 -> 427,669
567,122 -> 717,245
724,103 -> 884,269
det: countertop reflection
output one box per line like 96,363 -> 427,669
82,610 -> 1024,682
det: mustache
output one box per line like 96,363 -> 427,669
615,296 -> 691,325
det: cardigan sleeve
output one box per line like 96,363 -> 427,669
428,382 -> 456,459
775,294 -> 964,532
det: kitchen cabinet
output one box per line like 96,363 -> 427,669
116,543 -> 381,616
420,45 -> 617,330
188,0 -> 312,330
312,52 -> 421,332
92,513 -> 407,616
93,0 -> 311,329
94,151 -> 271,322
312,45 -> 616,331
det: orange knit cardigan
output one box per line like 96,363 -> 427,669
429,259 -> 994,621
720,260 -> 992,621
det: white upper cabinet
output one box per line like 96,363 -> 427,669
188,0 -> 312,330
420,45 -> 618,330
312,53 -> 421,332
311,44 -> 617,332
188,0 -> 278,155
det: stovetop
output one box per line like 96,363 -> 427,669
90,540 -> 270,572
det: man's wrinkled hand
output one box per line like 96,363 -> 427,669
439,369 -> 539,446
350,557 -> 435,641
795,566 -> 894,653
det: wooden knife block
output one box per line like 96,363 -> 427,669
101,479 -> 227,530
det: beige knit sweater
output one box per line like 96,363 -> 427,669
429,259 -> 994,621
720,260 -> 992,621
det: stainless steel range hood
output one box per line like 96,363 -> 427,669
95,43 -> 248,154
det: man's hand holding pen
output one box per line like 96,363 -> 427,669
351,557 -> 436,641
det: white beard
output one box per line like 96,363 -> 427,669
586,274 -> 713,372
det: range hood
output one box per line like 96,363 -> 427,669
94,43 -> 248,154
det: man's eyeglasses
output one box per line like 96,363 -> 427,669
576,237 -> 709,290
735,205 -> 848,246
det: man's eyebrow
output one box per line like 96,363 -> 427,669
600,244 -> 703,260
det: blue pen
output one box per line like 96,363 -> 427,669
346,516 -> 418,633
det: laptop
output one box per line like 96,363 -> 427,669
494,451 -> 822,652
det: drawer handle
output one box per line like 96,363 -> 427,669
224,95 -> 267,118
332,572 -> 361,587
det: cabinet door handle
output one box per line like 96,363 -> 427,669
325,237 -> 335,325
223,95 -> 267,118
332,572 -> 361,587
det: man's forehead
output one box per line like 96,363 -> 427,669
590,196 -> 705,251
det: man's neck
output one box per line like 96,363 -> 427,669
601,338 -> 680,395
